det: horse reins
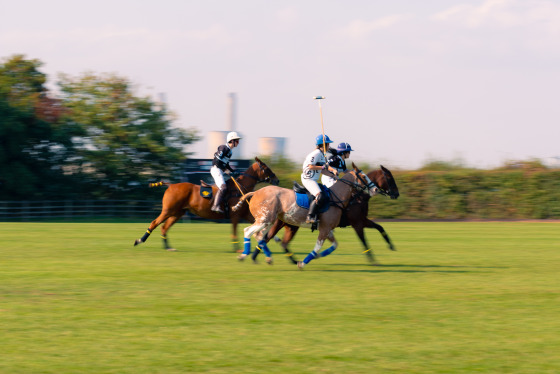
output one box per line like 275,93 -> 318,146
329,170 -> 373,209
230,163 -> 278,197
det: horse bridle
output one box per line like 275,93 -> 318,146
341,169 -> 376,194
371,169 -> 394,197
329,169 -> 375,208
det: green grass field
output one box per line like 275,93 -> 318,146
1,221 -> 559,373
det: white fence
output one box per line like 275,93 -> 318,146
0,200 -> 192,221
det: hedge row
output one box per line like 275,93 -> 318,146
370,169 -> 560,219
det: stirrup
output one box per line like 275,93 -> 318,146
306,215 -> 317,224
311,222 -> 318,232
212,206 -> 224,213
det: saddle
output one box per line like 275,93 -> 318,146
199,180 -> 232,218
200,180 -> 214,199
293,182 -> 330,213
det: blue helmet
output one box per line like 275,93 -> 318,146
315,134 -> 334,146
336,142 -> 354,153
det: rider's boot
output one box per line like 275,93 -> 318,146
306,198 -> 319,224
211,185 -> 227,213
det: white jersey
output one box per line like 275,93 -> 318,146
301,149 -> 326,182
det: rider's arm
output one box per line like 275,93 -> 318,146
308,164 -> 337,176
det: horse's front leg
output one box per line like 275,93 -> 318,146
352,221 -> 376,263
365,219 -> 396,251
318,230 -> 338,258
352,222 -> 369,252
297,229 -> 333,270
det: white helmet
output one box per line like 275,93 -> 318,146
226,131 -> 242,143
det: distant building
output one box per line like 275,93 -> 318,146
206,93 -> 288,160
543,157 -> 560,168
259,137 -> 286,160
207,93 -> 243,158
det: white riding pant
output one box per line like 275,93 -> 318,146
301,178 -> 322,197
321,174 -> 337,188
210,166 -> 226,188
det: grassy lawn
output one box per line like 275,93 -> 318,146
1,221 -> 559,373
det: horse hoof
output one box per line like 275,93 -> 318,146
265,257 -> 273,265
297,261 -> 305,270
134,239 -> 142,246
166,248 -> 177,252
237,254 -> 247,261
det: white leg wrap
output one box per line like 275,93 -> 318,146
314,239 -> 325,252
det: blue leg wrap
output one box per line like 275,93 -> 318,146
303,250 -> 318,264
258,240 -> 272,257
243,237 -> 251,255
320,245 -> 336,258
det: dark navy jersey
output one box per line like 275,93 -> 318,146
326,150 -> 347,173
212,144 -> 234,171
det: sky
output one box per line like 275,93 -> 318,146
1,0 -> 560,169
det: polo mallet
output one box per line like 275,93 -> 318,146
313,96 -> 327,153
313,96 -> 335,180
230,174 -> 246,199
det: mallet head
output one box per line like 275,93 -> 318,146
313,96 -> 326,100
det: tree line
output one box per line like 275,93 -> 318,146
3,54 -> 558,219
0,55 -> 199,201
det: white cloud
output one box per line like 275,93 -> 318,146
337,14 -> 413,39
429,0 -> 560,57
432,0 -> 560,32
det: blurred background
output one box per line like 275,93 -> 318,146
1,0 -> 560,220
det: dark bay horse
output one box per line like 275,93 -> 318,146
133,157 -> 279,251
233,164 -> 377,268
254,165 -> 399,264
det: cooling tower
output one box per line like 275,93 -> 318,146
207,131 -> 244,159
258,137 -> 286,159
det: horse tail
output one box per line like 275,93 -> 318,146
232,192 -> 255,212
149,181 -> 169,188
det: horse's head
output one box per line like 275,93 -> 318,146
346,162 -> 378,197
252,157 -> 280,185
367,165 -> 399,200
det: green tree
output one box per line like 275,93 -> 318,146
57,72 -> 199,199
0,55 -> 75,199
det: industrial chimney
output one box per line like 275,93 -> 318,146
207,93 -> 243,159
227,92 -> 237,131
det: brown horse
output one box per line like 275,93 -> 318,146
133,157 -> 279,251
253,165 -> 400,264
233,164 -> 377,268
